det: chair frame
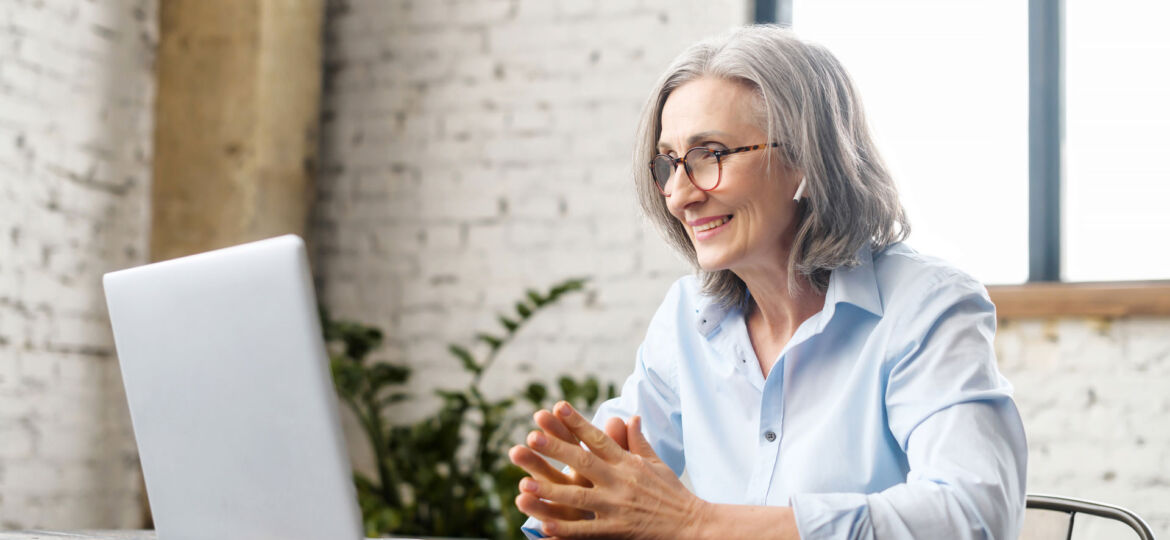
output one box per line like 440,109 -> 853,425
1027,493 -> 1157,540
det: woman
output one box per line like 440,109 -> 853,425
509,25 -> 1027,539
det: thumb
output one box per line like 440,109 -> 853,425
627,415 -> 658,459
604,416 -> 630,451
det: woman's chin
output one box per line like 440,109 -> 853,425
696,255 -> 730,273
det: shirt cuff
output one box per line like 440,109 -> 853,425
790,492 -> 874,540
521,515 -> 546,539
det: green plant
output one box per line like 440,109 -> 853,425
323,278 -> 617,539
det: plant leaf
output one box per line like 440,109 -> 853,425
523,382 -> 547,407
558,376 -> 578,401
334,321 -> 383,362
548,277 -> 588,302
582,376 -> 600,407
436,389 -> 470,409
497,314 -> 519,333
367,362 -> 410,390
331,359 -> 365,398
515,302 -> 532,319
448,344 -> 481,375
476,332 -> 503,350
378,392 -> 410,408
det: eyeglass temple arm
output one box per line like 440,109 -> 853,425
720,142 -> 781,156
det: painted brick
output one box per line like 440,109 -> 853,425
0,421 -> 35,459
1000,317 -> 1170,537
0,0 -> 154,529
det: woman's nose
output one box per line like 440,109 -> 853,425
666,165 -> 705,210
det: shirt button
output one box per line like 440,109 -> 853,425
764,431 -> 777,442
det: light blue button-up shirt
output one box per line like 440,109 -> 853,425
523,243 -> 1027,539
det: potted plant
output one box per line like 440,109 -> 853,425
323,278 -> 615,539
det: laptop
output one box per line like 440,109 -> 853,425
103,235 -> 366,540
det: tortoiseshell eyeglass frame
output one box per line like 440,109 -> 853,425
650,142 -> 781,197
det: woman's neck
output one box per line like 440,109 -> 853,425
737,262 -> 826,346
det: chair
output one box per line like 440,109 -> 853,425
1022,493 -> 1156,540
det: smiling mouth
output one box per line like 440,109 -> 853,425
693,215 -> 732,233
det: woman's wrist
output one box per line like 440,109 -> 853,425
682,498 -> 719,540
684,501 -> 801,540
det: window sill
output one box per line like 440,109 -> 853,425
987,281 -> 1170,318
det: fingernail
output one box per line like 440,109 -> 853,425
520,478 -> 538,493
529,432 -> 546,448
556,402 -> 571,417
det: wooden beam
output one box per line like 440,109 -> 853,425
989,282 -> 1170,318
150,0 -> 324,262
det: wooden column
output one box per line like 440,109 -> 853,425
150,0 -> 324,261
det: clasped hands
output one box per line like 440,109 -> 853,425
508,401 -> 709,539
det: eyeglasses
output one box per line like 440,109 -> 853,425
650,142 -> 779,196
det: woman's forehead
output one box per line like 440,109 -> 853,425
658,78 -> 763,147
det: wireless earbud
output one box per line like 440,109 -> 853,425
793,177 -> 807,202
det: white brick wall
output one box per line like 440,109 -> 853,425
313,2 -> 1170,538
999,318 -> 1170,535
0,0 -> 155,529
311,0 -> 749,415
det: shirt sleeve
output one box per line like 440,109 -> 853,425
521,280 -> 688,538
790,276 -> 1028,540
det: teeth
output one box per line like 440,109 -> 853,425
694,216 -> 730,232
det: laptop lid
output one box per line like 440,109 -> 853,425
103,235 -> 363,540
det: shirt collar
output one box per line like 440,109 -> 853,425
692,245 -> 884,337
823,245 -> 884,319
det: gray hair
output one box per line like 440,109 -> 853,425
634,25 -> 909,309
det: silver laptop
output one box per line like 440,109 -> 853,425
103,235 -> 364,540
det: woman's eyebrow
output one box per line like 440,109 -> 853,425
657,130 -> 733,150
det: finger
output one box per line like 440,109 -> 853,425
604,416 -> 629,451
535,409 -> 580,446
527,430 -> 615,485
514,492 -> 593,522
542,517 -> 620,539
628,415 -> 661,460
552,401 -> 627,463
511,444 -> 594,488
519,476 -> 605,514
509,445 -> 577,485
564,468 -> 594,488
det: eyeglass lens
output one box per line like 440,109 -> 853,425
652,147 -> 719,195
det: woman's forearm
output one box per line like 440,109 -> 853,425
689,501 -> 802,540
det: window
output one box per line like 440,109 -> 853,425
755,0 -> 1170,315
792,0 -> 1028,286
1064,0 -> 1170,282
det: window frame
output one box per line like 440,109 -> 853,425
756,0 -> 1170,317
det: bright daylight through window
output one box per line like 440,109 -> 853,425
1064,0 -> 1170,282
795,0 -> 1028,285
794,0 -> 1170,285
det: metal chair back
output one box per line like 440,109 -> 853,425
1022,493 -> 1156,540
